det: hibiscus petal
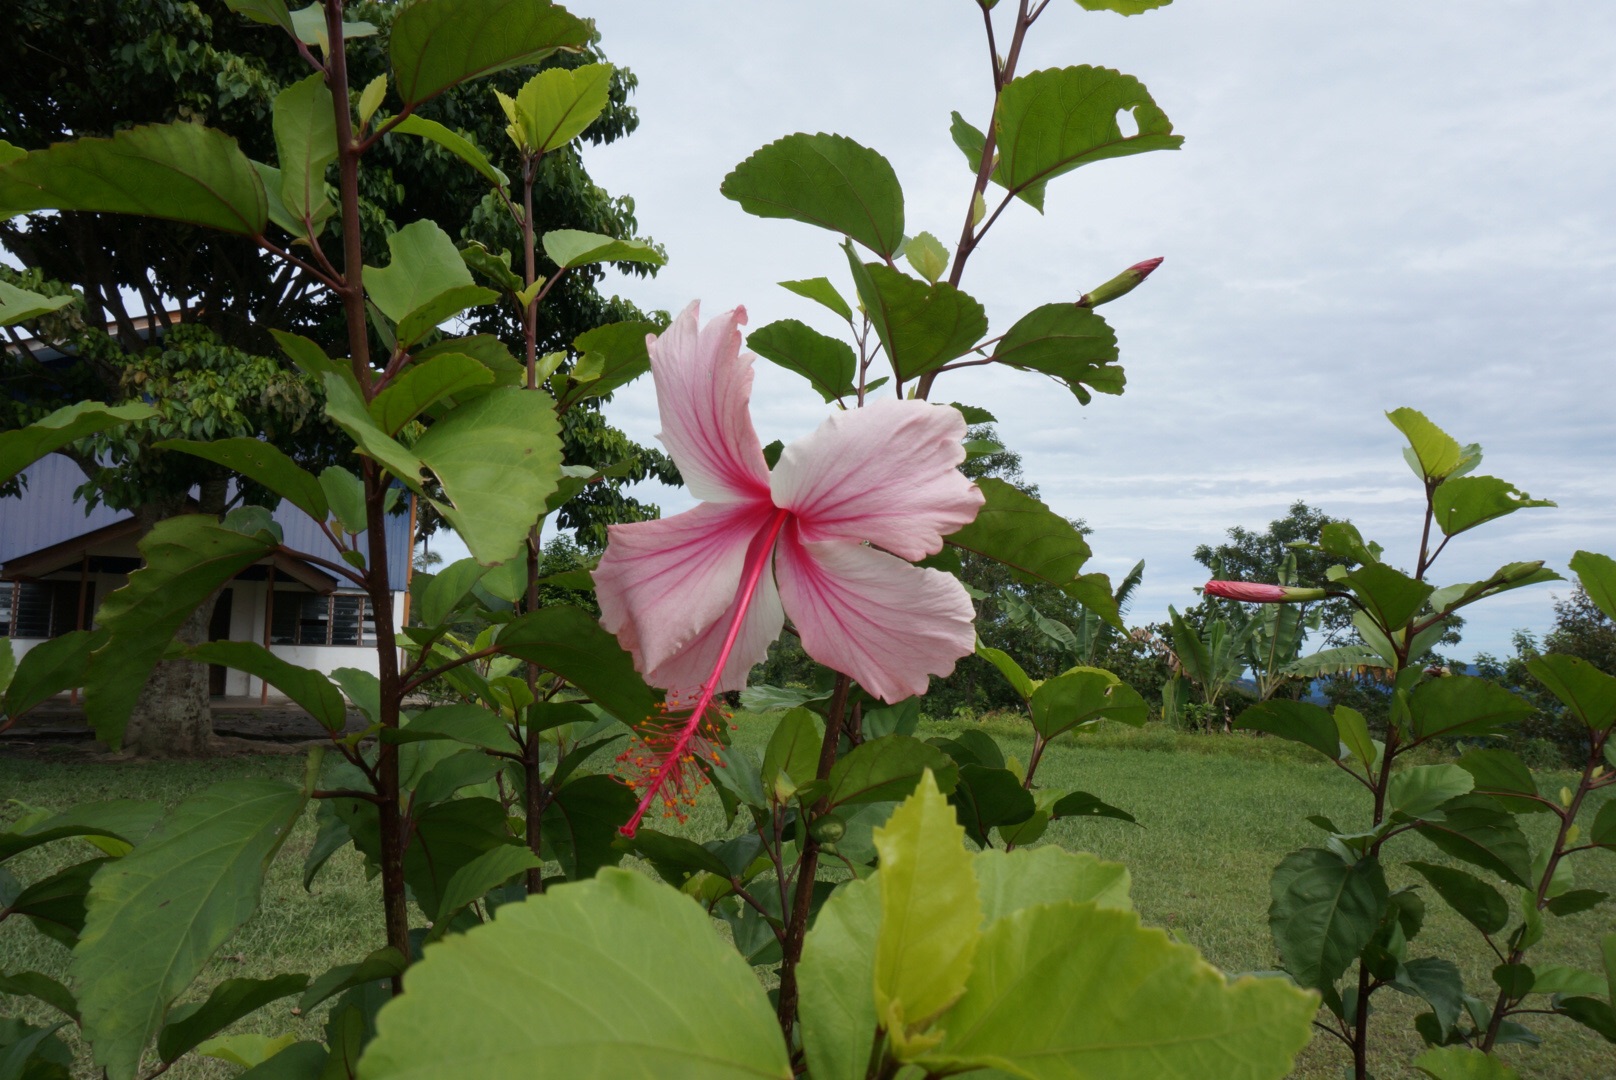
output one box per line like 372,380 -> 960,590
649,301 -> 772,504
770,399 -> 983,560
593,500 -> 779,690
774,526 -> 976,703
650,537 -> 784,695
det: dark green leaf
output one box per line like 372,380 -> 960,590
1413,796 -> 1532,887
370,354 -> 495,435
186,643 -> 346,732
1030,668 -> 1148,739
429,846 -> 542,938
495,606 -> 653,725
1339,562 -> 1434,632
1526,654 -> 1616,731
223,0 -> 294,34
86,515 -> 277,748
824,735 -> 958,808
1235,699 -> 1340,758
389,704 -> 513,754
1569,550 -> 1616,622
950,765 -> 1035,847
1493,963 -> 1534,998
3,628 -> 99,719
299,948 -> 407,1012
761,708 -> 822,791
393,116 -> 509,189
1591,800 -> 1616,848
154,438 -> 327,520
991,304 -> 1123,404
1455,749 -> 1549,814
1395,957 -> 1464,1039
0,402 -> 156,487
0,971 -> 77,1022
994,66 -> 1182,208
618,829 -> 732,882
389,0 -> 590,107
1406,862 -> 1509,935
1557,997 -> 1616,1043
1546,890 -> 1608,917
399,798 -> 517,916
0,800 -> 160,863
157,975 -> 309,1063
233,1042 -> 329,1079
6,858 -> 107,947
555,320 -> 657,411
70,780 -> 308,1080
540,774 -> 635,880
722,133 -> 905,258
1410,676 -> 1534,741
945,477 -> 1094,590
0,123 -> 267,234
847,255 -> 986,381
746,319 -> 856,402
541,229 -> 663,270
1268,847 -> 1388,992
1049,790 -> 1137,825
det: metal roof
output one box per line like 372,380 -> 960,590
1,453 -> 413,592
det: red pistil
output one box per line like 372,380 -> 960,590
619,508 -> 791,837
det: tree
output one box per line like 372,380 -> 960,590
0,0 -> 671,751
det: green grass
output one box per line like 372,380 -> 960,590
2,721 -> 1612,1079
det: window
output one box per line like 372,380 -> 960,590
1,581 -> 94,639
269,591 -> 369,646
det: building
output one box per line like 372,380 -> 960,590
1,452 -> 413,699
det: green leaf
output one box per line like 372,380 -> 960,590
848,255 -> 987,381
1526,653 -> 1616,731
945,478 -> 1093,591
1389,765 -> 1476,817
1558,996 -> 1616,1042
0,278 -> 75,326
86,516 -> 277,748
506,62 -> 614,152
1409,676 -> 1534,741
495,606 -> 654,724
286,2 -> 376,50
824,736 -> 959,808
951,766 -> 1035,848
272,74 -> 336,225
1413,796 -> 1532,887
1076,0 -> 1174,12
1545,889 -> 1607,916
223,0 -> 295,34
761,708 -> 822,790
993,66 -> 1183,209
1029,668 -> 1148,739
722,133 -> 905,258
1455,748 -> 1548,814
1569,551 -> 1616,622
778,277 -> 853,321
6,857 -> 106,947
873,771 -> 981,1047
541,774 -> 635,880
1387,407 -> 1467,481
1049,789 -> 1137,825
364,221 -> 498,346
459,241 -> 523,294
388,0 -> 590,107
1268,847 -> 1388,992
391,116 -> 509,189
412,387 -> 563,565
554,320 -> 658,411
0,970 -> 78,1022
0,122 -> 267,234
1318,521 -> 1381,565
747,319 -> 856,402
904,231 -> 949,283
154,437 -> 327,520
991,304 -> 1124,405
389,704 -> 513,754
541,229 -> 664,270
0,401 -> 157,487
2,630 -> 105,720
798,875 -> 881,1080
0,800 -> 160,863
70,780 -> 308,1080
618,829 -> 732,882
1338,562 -> 1434,631
157,974 -> 309,1063
0,1020 -> 70,1080
1589,800 -> 1615,848
1528,964 -> 1605,996
974,845 -> 1131,922
360,869 -> 790,1078
974,643 -> 1034,702
428,846 -> 543,940
1234,699 -> 1340,758
188,643 -> 347,732
1406,862 -> 1509,935
1432,476 -> 1554,537
300,947 -> 406,1012
358,74 -> 387,130
370,354 -> 495,435
1414,1045 -> 1523,1079
918,901 -> 1316,1080
1334,705 -> 1377,775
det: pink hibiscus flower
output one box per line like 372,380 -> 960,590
594,301 -> 983,834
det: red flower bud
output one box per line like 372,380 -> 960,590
1203,580 -> 1328,603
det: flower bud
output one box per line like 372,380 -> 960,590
1077,257 -> 1163,308
1203,580 -> 1328,603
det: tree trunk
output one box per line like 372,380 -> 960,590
120,483 -> 226,756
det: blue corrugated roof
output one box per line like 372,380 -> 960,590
1,454 -> 413,592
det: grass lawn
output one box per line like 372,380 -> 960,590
2,717 -> 1612,1079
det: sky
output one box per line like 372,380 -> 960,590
438,0 -> 1616,661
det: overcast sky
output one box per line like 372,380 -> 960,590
443,1 -> 1616,660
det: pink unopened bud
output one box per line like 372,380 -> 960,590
1078,257 -> 1164,308
1204,580 -> 1328,603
